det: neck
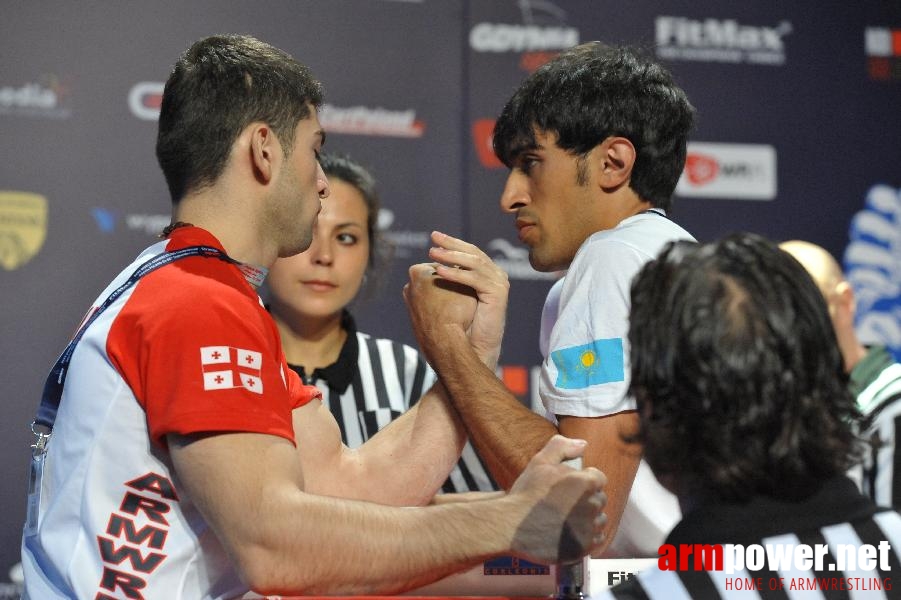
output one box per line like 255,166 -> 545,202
836,327 -> 868,373
173,184 -> 278,268
272,306 -> 346,370
599,190 -> 654,230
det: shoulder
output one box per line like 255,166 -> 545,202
117,256 -> 270,347
589,216 -> 694,258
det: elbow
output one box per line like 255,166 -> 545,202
232,543 -> 311,595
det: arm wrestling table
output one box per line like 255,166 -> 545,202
245,557 -> 657,599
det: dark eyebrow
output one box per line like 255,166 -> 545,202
508,141 -> 541,161
335,222 -> 365,230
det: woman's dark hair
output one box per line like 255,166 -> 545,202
628,233 -> 860,502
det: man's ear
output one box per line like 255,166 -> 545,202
595,136 -> 636,191
249,123 -> 278,184
834,280 -> 857,322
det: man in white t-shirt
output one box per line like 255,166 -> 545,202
405,42 -> 695,557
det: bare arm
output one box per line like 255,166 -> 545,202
405,232 -> 636,552
168,431 -> 606,595
558,413 -> 642,553
291,267 -> 482,506
292,381 -> 467,505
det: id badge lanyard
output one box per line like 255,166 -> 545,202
25,245 -> 229,536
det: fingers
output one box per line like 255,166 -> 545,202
532,434 -> 588,467
431,230 -> 483,256
591,510 -> 609,553
408,262 -> 439,282
428,231 -> 500,272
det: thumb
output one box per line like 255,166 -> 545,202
533,434 -> 587,466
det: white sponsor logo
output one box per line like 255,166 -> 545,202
656,16 -> 792,65
865,27 -> 896,57
676,142 -> 777,201
488,238 -> 557,281
200,346 -> 263,394
128,81 -> 164,120
377,208 -> 395,230
469,23 -> 578,52
319,104 -> 424,138
0,80 -> 71,119
126,213 -> 170,236
377,208 -> 430,258
845,185 -> 901,354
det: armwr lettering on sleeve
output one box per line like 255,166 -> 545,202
95,472 -> 179,600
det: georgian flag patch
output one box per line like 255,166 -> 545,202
200,346 -> 263,394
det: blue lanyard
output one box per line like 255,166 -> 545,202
34,245 -> 230,432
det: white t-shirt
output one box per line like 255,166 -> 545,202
539,210 -> 695,557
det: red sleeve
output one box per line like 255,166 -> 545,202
107,257 -> 303,447
284,355 -> 321,409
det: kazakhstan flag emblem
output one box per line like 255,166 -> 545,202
551,338 -> 624,389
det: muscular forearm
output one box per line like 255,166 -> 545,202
432,326 -> 557,490
430,490 -> 505,504
353,381 -> 466,504
250,484 -> 522,595
170,432 -> 605,595
297,383 -> 466,506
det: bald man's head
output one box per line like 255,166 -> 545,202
779,239 -> 866,372
780,240 -> 844,301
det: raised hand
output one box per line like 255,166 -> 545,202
425,231 -> 510,368
403,262 -> 478,365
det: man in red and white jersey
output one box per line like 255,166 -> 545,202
20,34 -> 607,600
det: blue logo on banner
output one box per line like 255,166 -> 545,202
91,207 -> 117,233
483,555 -> 550,575
844,184 -> 901,362
551,338 -> 625,389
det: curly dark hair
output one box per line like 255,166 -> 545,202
156,34 -> 323,203
628,233 -> 860,502
492,42 -> 694,212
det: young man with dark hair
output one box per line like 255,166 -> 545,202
405,42 -> 695,557
598,233 -> 901,598
21,34 -> 606,599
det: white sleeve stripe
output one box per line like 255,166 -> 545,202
858,365 -> 901,410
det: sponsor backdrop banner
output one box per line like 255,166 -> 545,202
1,0 -> 899,591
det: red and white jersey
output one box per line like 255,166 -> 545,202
22,226 -> 319,600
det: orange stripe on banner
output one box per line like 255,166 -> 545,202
501,365 -> 529,396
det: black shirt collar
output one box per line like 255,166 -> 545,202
288,310 -> 359,394
667,476 -> 883,546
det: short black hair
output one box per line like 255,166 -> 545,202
156,34 -> 323,203
628,233 -> 860,502
493,43 -> 694,212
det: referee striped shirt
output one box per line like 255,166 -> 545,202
288,311 -> 497,493
597,477 -> 901,599
849,346 -> 901,509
